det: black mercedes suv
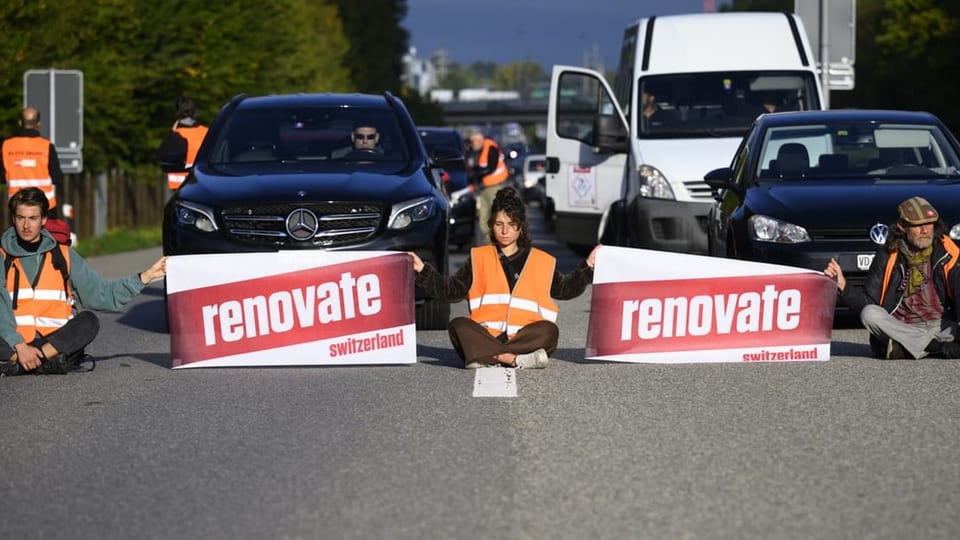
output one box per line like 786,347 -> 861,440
161,92 -> 454,329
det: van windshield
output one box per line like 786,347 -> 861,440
637,71 -> 821,138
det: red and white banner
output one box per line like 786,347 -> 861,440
167,251 -> 415,368
586,246 -> 837,363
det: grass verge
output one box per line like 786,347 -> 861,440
74,226 -> 162,258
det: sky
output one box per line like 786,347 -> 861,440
403,0 -> 731,72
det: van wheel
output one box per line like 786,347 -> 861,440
416,299 -> 450,330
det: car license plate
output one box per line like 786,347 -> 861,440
857,254 -> 874,270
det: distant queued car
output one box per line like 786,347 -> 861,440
520,153 -> 546,206
160,92 -> 455,329
705,109 -> 960,309
417,127 -> 478,251
503,141 -> 530,191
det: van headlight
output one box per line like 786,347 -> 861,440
638,165 -> 675,199
749,215 -> 811,243
389,197 -> 437,230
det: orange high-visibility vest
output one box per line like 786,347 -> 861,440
167,124 -> 209,190
2,136 -> 57,209
477,138 -> 509,187
880,235 -> 959,304
2,244 -> 73,341
467,245 -> 558,338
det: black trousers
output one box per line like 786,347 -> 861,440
448,316 -> 559,366
0,310 -> 100,360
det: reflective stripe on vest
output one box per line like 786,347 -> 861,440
467,245 -> 558,338
478,138 -> 509,187
2,136 -> 56,208
167,125 -> 209,190
3,245 -> 73,341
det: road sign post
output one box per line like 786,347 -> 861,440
23,69 -> 84,173
795,0 -> 857,108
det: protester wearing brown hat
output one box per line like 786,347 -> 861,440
824,196 -> 960,359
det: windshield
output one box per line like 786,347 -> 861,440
637,71 -> 821,138
756,121 -> 960,179
208,106 -> 410,165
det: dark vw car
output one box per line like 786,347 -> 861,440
161,92 -> 454,329
417,127 -> 478,251
705,109 -> 960,305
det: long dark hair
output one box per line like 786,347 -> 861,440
488,187 -> 530,248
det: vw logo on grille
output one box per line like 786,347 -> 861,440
286,208 -> 319,241
869,223 -> 889,245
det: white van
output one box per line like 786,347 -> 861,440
544,12 -> 825,254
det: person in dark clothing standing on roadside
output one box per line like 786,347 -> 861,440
409,187 -> 600,369
1,107 -> 65,219
824,196 -> 960,360
157,95 -> 208,192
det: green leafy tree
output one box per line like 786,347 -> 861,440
494,61 -> 547,96
468,61 -> 498,87
0,0 -> 351,176
438,62 -> 480,92
835,0 -> 960,132
330,0 -> 409,93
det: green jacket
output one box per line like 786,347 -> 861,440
0,227 -> 146,347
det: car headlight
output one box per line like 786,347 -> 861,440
174,201 -> 218,232
638,164 -> 675,199
749,215 -> 811,243
388,197 -> 437,230
448,186 -> 471,207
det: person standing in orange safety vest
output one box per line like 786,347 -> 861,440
1,107 -> 65,219
157,95 -> 208,191
467,130 -> 510,238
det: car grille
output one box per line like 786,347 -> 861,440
807,227 -> 874,241
221,202 -> 384,249
684,180 -> 714,201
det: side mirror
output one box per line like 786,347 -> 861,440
159,151 -> 189,173
431,147 -> 466,170
591,114 -> 627,154
703,167 -> 741,199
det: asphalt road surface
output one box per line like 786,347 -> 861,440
1,206 -> 958,540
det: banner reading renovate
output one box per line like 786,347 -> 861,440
167,251 -> 415,368
586,246 -> 837,363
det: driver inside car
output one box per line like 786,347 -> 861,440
332,121 -> 383,158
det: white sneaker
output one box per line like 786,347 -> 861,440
514,348 -> 549,369
465,361 -> 490,369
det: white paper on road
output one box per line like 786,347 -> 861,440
472,367 -> 517,397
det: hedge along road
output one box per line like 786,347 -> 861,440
1,206 -> 958,540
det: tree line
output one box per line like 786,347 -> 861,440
1,0 -> 959,188
0,0 -> 441,182
726,0 -> 960,132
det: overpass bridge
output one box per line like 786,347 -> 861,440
438,98 -> 548,125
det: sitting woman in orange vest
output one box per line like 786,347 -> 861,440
409,187 -> 600,369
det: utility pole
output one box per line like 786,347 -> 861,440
819,0 -> 831,109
